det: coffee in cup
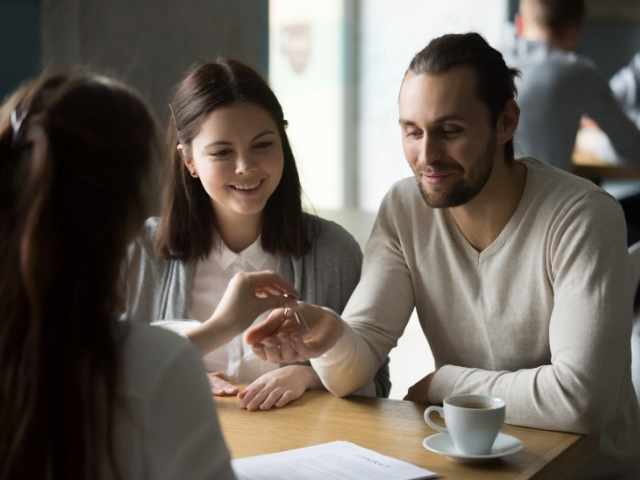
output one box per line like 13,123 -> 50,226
424,394 -> 505,455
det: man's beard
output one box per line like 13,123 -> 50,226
418,136 -> 496,208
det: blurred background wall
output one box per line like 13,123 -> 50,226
3,0 -> 639,211
40,0 -> 268,125
0,0 -> 41,99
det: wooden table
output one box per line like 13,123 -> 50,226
216,391 -> 584,479
572,126 -> 640,180
573,149 -> 640,181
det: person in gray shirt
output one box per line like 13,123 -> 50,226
503,0 -> 640,171
610,52 -> 640,245
611,52 -> 640,127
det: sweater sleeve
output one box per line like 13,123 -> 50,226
315,219 -> 392,398
582,62 -> 640,165
427,192 -> 632,434
311,193 -> 415,397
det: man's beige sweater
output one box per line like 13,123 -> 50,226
312,158 -> 639,476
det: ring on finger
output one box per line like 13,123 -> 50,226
292,310 -> 310,332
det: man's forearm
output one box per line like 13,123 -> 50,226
426,362 -> 616,434
311,324 -> 381,397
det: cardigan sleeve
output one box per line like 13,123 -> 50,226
301,215 -> 389,397
301,215 -> 363,314
121,217 -> 165,323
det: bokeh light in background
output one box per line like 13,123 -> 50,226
269,0 -> 508,214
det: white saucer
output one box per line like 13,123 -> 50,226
422,432 -> 523,462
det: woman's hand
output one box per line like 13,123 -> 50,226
208,371 -> 239,396
238,365 -> 321,411
244,303 -> 344,363
188,271 -> 298,354
210,271 -> 297,332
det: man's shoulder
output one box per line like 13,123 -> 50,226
510,38 -> 597,81
522,158 -> 620,214
524,157 -> 597,192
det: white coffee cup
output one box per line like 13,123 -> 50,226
424,394 -> 505,455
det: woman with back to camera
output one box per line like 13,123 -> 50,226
124,58 -> 390,410
0,70 -> 293,479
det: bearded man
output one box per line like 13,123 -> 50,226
248,32 -> 640,479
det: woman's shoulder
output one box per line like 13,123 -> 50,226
118,322 -> 202,397
295,214 -> 363,309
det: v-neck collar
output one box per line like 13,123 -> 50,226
442,159 -> 531,264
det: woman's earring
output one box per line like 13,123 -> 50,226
190,171 -> 198,178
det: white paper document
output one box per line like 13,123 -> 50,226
232,441 -> 438,480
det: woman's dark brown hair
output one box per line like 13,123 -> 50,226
156,58 -> 310,261
0,71 -> 158,479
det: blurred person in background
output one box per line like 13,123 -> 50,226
503,0 -> 640,244
502,0 -> 640,170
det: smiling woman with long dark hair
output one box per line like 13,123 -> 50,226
124,58 -> 390,409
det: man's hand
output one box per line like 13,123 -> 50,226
238,365 -> 321,411
208,371 -> 239,396
244,303 -> 344,362
404,371 -> 435,403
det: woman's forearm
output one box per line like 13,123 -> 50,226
187,314 -> 239,354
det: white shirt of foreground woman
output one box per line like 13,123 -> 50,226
154,236 -> 279,383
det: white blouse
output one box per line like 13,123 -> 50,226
154,237 -> 280,384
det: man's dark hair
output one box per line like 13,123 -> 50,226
523,0 -> 586,32
406,32 -> 520,162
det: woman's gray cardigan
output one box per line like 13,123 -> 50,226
124,214 -> 390,397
